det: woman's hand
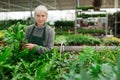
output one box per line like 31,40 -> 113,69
25,43 -> 35,50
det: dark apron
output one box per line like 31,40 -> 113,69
28,26 -> 46,46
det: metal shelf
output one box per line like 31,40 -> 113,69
75,0 -> 108,35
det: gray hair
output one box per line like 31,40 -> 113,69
34,5 -> 48,16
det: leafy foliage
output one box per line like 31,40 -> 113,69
1,23 -> 120,80
102,36 -> 120,46
55,34 -> 101,46
54,20 -> 74,28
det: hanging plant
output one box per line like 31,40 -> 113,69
92,0 -> 102,10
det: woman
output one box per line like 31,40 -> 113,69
25,5 -> 54,54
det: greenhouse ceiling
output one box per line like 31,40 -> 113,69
0,0 -> 119,12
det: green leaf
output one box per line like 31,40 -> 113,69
0,47 -> 11,62
117,57 -> 120,80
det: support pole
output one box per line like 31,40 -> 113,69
74,0 -> 78,34
29,0 -> 33,24
114,0 -> 118,37
105,11 -> 108,36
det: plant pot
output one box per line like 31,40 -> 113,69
94,7 -> 100,11
92,0 -> 102,11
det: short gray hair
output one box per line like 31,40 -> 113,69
34,5 -> 48,15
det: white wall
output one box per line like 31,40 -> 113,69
0,10 -> 75,22
0,8 -> 119,21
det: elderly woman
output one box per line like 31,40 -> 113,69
25,5 -> 54,54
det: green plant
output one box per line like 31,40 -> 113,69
0,47 -> 13,80
4,22 -> 27,44
77,14 -> 91,18
55,35 -> 66,45
78,29 -> 105,34
54,20 -> 74,28
66,34 -> 101,45
0,31 -> 4,38
61,47 -> 120,80
0,19 -> 30,30
76,6 -> 94,10
1,23 -> 120,80
102,36 -> 120,46
34,49 -> 58,80
77,14 -> 106,18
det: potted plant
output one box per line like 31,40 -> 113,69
92,0 -> 102,11
76,6 -> 94,10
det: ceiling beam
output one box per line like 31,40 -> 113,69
36,0 -> 57,10
0,8 -> 10,11
0,1 -> 30,11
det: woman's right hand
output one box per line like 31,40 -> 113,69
25,43 -> 35,50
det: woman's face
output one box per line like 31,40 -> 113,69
34,11 -> 47,27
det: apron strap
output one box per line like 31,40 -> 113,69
28,26 -> 35,43
28,26 -> 46,43
42,26 -> 46,41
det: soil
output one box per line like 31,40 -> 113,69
0,39 -> 7,46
